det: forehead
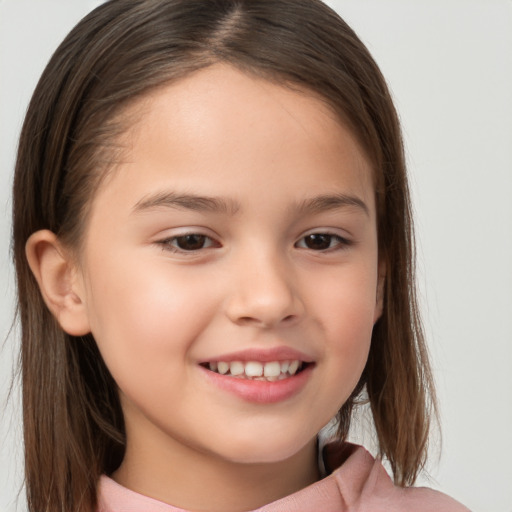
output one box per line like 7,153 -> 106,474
95,63 -> 375,215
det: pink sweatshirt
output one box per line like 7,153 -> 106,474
97,443 -> 470,511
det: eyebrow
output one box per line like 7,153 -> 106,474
132,192 -> 241,215
132,191 -> 369,217
295,193 -> 369,217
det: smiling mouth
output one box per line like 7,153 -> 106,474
201,360 -> 311,382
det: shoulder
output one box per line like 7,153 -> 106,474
326,442 -> 471,512
96,475 -> 186,512
257,442 -> 471,512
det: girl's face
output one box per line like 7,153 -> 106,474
77,64 -> 382,470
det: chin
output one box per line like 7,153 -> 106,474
212,430 -> 313,465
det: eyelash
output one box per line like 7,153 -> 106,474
294,233 -> 352,252
156,232 -> 351,254
157,233 -> 219,253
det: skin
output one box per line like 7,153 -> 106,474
27,64 -> 384,512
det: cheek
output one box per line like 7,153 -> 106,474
311,261 -> 378,338
307,263 -> 377,397
82,255 -> 220,382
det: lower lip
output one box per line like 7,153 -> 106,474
199,365 -> 314,404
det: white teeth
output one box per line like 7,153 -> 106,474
207,359 -> 305,380
288,360 -> 300,375
245,361 -> 264,377
263,361 -> 281,378
217,361 -> 229,375
230,361 -> 244,376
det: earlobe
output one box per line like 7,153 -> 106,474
25,230 -> 91,336
373,261 -> 386,323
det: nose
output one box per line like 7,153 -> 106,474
224,250 -> 304,328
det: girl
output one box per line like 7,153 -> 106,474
12,0 -> 469,511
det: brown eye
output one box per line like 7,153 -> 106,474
296,233 -> 350,251
157,233 -> 220,254
174,234 -> 208,251
303,234 -> 333,250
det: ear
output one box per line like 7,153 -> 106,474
373,260 -> 386,323
25,230 -> 91,336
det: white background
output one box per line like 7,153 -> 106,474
1,1 -> 511,511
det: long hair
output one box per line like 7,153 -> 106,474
12,1 -> 436,510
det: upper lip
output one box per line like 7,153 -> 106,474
198,346 -> 315,364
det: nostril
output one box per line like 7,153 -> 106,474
225,289 -> 304,327
233,314 -> 297,328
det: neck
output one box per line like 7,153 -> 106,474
112,422 -> 320,512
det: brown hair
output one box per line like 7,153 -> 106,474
12,1 -> 436,510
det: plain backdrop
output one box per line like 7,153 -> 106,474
1,1 -> 511,511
